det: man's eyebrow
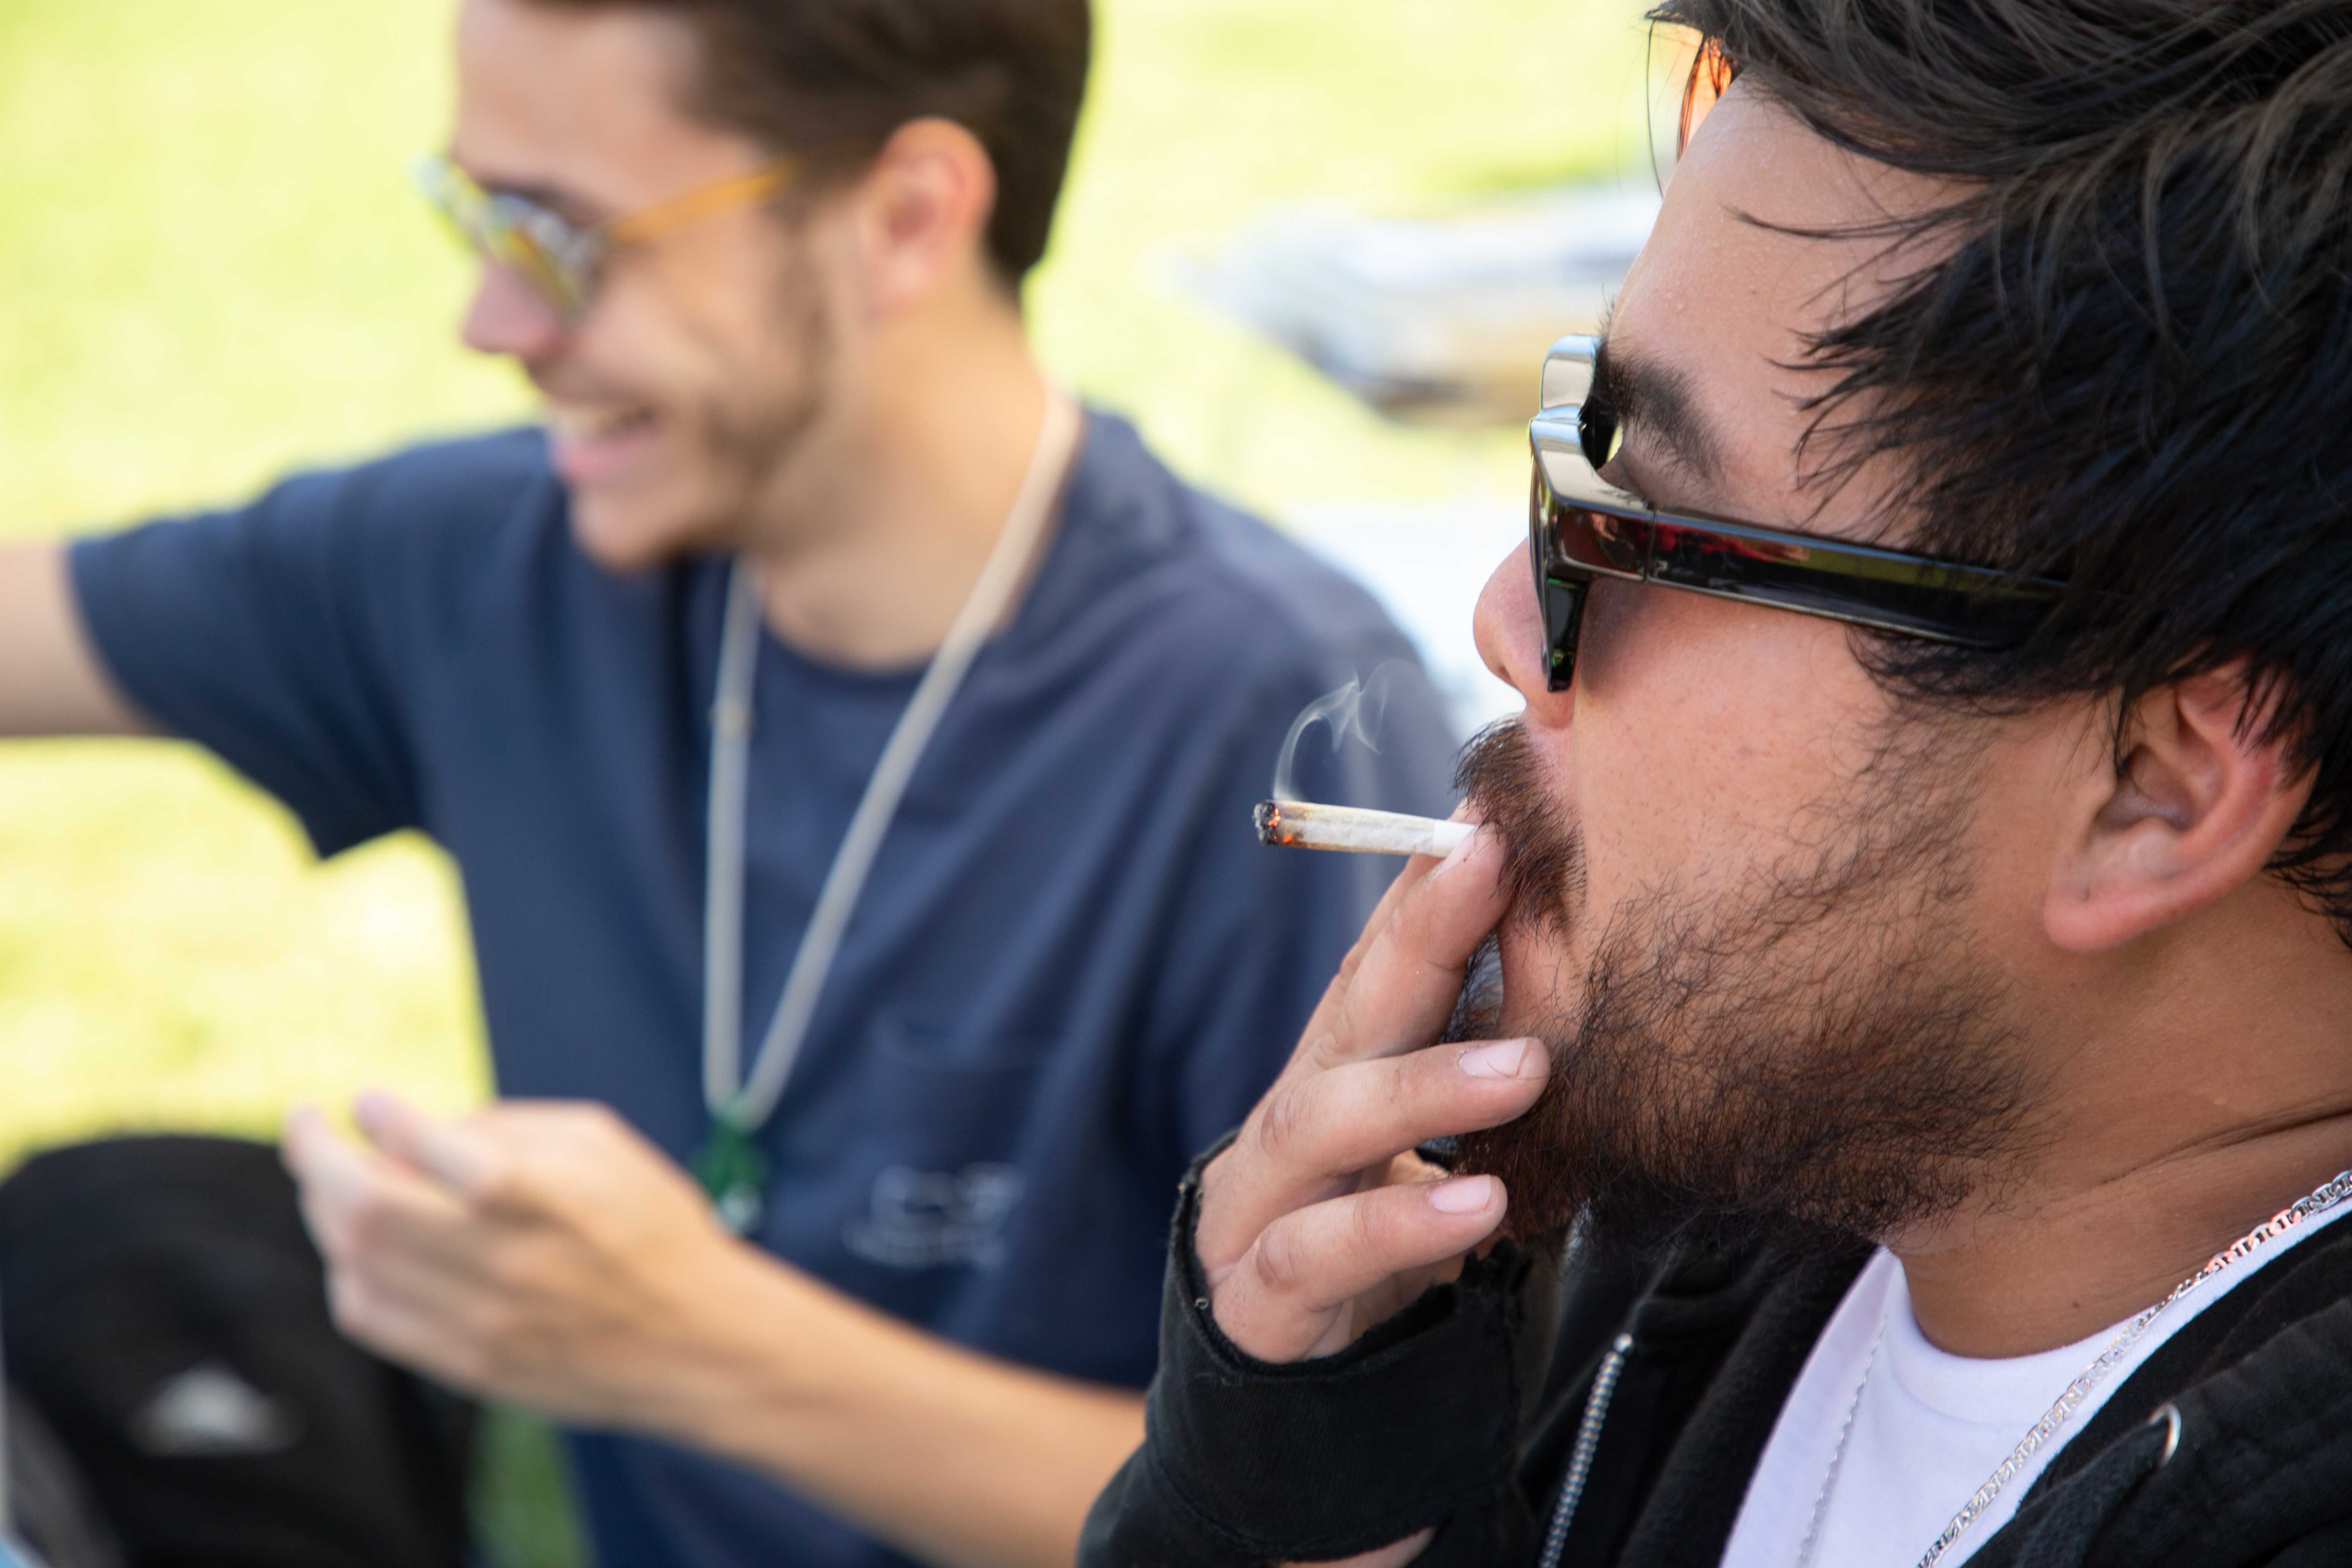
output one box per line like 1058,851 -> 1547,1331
1592,337 -> 1725,485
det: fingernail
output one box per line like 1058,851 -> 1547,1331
1459,1039 -> 1537,1079
1429,1175 -> 1499,1214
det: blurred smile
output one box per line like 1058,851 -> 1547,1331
545,400 -> 660,487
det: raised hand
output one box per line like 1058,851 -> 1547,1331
282,1093 -> 743,1427
1194,825 -> 1551,1365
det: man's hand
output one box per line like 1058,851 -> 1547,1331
284,1094 -> 1147,1568
1196,825 -> 1550,1364
1191,830 -> 1547,1568
283,1093 -> 744,1429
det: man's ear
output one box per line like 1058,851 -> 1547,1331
842,116 -> 997,318
2043,666 -> 2311,952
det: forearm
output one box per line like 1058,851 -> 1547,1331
0,543 -> 151,737
649,1243 -> 1144,1568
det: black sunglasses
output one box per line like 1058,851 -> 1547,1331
1526,335 -> 2066,692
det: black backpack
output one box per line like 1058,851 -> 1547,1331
0,1136 -> 473,1568
8,1383 -> 121,1568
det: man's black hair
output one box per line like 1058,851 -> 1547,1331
539,0 -> 1090,285
1650,0 -> 2352,940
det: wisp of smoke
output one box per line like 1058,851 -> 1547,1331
1271,663 -> 1414,801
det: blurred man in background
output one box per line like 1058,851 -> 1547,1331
0,0 -> 1457,1563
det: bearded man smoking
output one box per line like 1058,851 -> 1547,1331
1083,2 -> 2352,1564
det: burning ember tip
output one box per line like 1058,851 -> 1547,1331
1253,799 -> 1474,858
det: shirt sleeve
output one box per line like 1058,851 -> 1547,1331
68,447 -> 503,859
1079,1142 -> 1542,1567
1138,641 -> 1463,1176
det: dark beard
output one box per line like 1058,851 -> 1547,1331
1447,720 -> 2041,1261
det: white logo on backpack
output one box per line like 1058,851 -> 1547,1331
129,1361 -> 300,1456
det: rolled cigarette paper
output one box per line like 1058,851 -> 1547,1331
1254,800 -> 1475,858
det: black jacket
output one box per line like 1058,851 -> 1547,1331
1081,1156 -> 2352,1567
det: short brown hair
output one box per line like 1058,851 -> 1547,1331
545,0 -> 1091,282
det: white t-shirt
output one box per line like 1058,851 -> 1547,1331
1719,1197 -> 2352,1568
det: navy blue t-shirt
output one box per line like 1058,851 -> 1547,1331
69,412 -> 1459,1568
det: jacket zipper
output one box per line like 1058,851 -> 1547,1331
1536,1332 -> 1635,1568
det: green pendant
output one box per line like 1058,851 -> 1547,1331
693,1114 -> 770,1236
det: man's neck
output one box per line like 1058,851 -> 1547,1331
746,306 -> 1055,671
1891,890 -> 2352,1360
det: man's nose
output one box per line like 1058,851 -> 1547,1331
1473,541 -> 1567,719
460,262 -> 568,363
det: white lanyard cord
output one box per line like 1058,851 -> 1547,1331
701,393 -> 1084,1132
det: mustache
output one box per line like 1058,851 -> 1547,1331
1454,719 -> 1584,937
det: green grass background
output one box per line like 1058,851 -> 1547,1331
0,1 -> 1651,1559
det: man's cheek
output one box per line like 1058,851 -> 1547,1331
1581,752 -> 1753,919
1583,746 -> 1709,891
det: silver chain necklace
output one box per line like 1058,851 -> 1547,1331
1795,1167 -> 2352,1568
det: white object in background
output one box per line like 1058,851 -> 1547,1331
129,1361 -> 301,1456
1168,183 -> 1660,426
1285,499 -> 1527,740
